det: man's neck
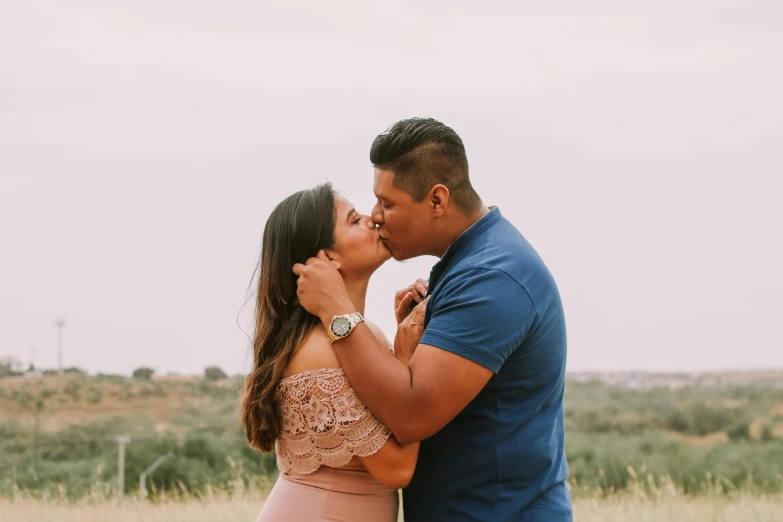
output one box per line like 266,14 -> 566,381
433,205 -> 491,258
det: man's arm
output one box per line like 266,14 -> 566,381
293,252 -> 529,444
331,325 -> 492,444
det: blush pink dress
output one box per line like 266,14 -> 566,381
255,368 -> 398,522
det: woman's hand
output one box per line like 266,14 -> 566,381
394,296 -> 429,366
394,278 -> 428,325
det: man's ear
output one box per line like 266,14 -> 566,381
322,249 -> 342,270
429,184 -> 450,218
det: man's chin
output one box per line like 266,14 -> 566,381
382,239 -> 413,262
390,250 -> 412,262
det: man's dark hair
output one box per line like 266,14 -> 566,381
370,118 -> 481,213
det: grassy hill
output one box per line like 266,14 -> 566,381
1,371 -> 782,500
0,373 -> 240,433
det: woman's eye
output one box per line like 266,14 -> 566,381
353,217 -> 361,224
384,206 -> 392,211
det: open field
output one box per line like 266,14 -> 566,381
2,370 -> 782,503
2,494 -> 782,522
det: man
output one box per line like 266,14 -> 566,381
293,118 -> 571,521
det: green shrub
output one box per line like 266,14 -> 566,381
16,388 -> 31,409
205,366 -> 228,381
86,387 -> 103,404
97,373 -> 128,384
64,379 -> 81,401
132,368 -> 155,381
98,432 -> 271,498
727,421 -> 750,441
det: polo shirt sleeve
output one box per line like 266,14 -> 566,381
420,267 -> 537,373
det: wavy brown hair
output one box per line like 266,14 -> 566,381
241,183 -> 336,452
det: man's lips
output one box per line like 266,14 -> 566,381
376,226 -> 389,244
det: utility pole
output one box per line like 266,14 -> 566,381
139,453 -> 173,500
33,415 -> 38,473
54,319 -> 66,376
115,435 -> 132,499
33,400 -> 42,476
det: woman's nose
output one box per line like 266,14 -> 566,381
359,213 -> 375,229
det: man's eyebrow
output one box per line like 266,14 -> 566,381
346,207 -> 357,221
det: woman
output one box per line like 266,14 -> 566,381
242,183 -> 422,522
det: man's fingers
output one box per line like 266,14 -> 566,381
292,263 -> 305,276
316,250 -> 330,262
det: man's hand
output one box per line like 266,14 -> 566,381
292,251 -> 355,324
394,297 -> 428,366
394,278 -> 428,325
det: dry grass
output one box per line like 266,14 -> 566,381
1,493 -> 782,522
0,498 -> 258,522
572,496 -> 783,521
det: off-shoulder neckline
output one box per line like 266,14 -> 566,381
278,367 -> 345,385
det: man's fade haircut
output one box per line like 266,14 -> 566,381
370,118 -> 481,214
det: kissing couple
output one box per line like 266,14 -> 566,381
243,118 -> 572,522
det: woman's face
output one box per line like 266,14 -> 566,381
326,194 -> 391,278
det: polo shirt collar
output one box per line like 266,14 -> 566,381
428,207 -> 502,293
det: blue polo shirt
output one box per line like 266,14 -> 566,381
403,208 -> 571,522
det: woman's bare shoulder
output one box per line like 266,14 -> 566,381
283,325 -> 341,377
365,321 -> 391,346
283,321 -> 391,378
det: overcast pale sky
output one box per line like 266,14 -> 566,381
1,1 -> 781,376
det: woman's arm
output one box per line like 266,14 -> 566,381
359,435 -> 419,488
361,321 -> 420,488
283,320 -> 419,488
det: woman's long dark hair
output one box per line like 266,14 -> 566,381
241,183 -> 336,452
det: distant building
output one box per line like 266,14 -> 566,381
24,369 -> 43,379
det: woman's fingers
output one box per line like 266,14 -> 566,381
407,296 -> 430,325
396,292 -> 415,324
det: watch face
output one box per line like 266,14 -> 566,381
331,316 -> 352,337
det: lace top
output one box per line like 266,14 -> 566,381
275,367 -> 391,475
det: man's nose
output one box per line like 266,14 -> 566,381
371,202 -> 383,226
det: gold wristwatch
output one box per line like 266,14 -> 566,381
326,312 -> 365,344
